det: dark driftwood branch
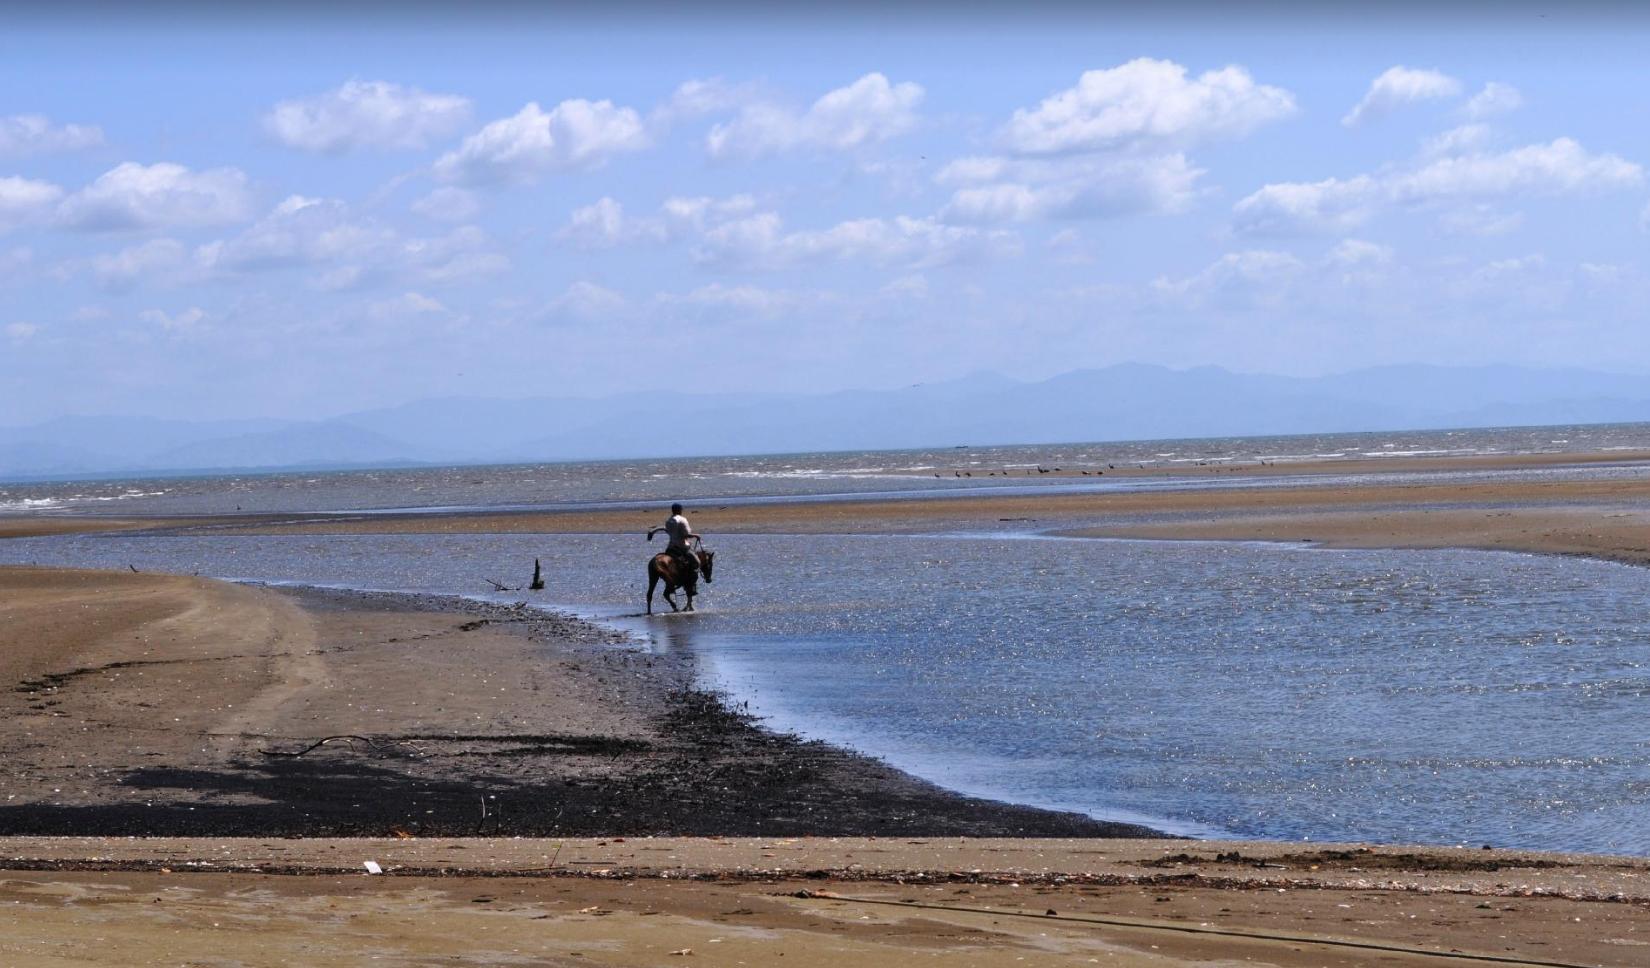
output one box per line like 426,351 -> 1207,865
259,735 -> 377,757
483,577 -> 511,592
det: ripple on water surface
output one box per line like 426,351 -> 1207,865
2,531 -> 1647,854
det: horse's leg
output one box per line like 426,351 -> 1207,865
647,571 -> 658,614
663,580 -> 679,612
684,579 -> 695,612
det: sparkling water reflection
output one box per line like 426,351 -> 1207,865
3,531 -> 1647,854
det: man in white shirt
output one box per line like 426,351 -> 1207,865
648,503 -> 702,577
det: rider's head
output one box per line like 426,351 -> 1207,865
671,503 -> 683,515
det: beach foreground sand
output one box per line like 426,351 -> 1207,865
1,836 -> 1645,966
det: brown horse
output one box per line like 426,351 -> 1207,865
646,546 -> 715,614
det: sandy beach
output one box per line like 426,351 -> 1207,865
5,452 -> 1650,962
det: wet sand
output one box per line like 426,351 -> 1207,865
0,567 -> 1147,840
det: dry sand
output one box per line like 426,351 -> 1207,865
2,837 -> 1647,966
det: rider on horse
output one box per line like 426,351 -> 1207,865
647,503 -> 702,580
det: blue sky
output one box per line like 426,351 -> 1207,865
3,5 -> 1650,423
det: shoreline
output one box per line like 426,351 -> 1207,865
0,566 -> 1160,841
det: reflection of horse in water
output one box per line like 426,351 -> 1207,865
646,546 -> 715,614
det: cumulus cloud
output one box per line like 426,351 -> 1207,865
1421,123 -> 1492,159
57,162 -> 253,231
1234,138 -> 1642,234
1438,205 -> 1524,237
1154,240 -> 1410,312
707,73 -> 923,159
265,80 -> 471,153
434,100 -> 649,185
1463,82 -> 1523,120
1152,249 -> 1307,307
0,114 -> 104,156
1232,176 -> 1381,235
655,77 -> 758,123
369,291 -> 448,319
1000,58 -> 1295,154
938,154 -> 1203,223
930,59 -> 1286,225
92,238 -> 197,292
6,321 -> 39,344
1343,66 -> 1462,127
658,283 -> 805,318
410,186 -> 480,222
694,212 -> 1018,270
1388,138 -> 1641,203
542,281 -> 629,324
0,176 -> 63,232
557,193 -> 757,248
194,196 -> 508,288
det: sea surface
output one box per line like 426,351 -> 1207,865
7,421 -> 1650,515
4,528 -> 1648,855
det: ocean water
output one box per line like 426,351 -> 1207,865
6,421 -> 1650,515
5,529 -> 1647,855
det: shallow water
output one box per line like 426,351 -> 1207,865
5,530 -> 1647,854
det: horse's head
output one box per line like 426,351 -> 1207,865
698,548 -> 715,583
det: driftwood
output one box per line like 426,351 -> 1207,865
529,558 -> 545,591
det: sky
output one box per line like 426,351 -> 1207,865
3,3 -> 1650,424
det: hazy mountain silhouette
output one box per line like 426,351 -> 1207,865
3,363 -> 1648,478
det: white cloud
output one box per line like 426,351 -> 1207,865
0,114 -> 104,156
410,187 -> 480,222
5,321 -> 39,343
196,196 -> 508,288
880,273 -> 930,299
1234,138 -> 1642,235
1325,238 -> 1394,267
1437,205 -> 1524,237
1389,138 -> 1642,203
265,80 -> 471,153
655,77 -> 757,122
1232,175 -> 1380,235
1463,82 -> 1523,120
1154,241 -> 1405,311
0,176 -> 64,231
1000,59 -> 1295,155
707,73 -> 923,159
939,154 -> 1203,223
557,193 -> 757,248
559,197 -> 648,248
1343,66 -> 1462,127
58,162 -> 253,231
138,306 -> 207,332
543,281 -> 629,323
659,283 -> 802,318
1152,249 -> 1306,307
92,238 -> 197,291
1421,123 -> 1492,159
369,291 -> 448,319
434,100 -> 649,185
695,212 -> 1018,270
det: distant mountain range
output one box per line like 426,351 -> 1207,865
4,363 -> 1649,479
